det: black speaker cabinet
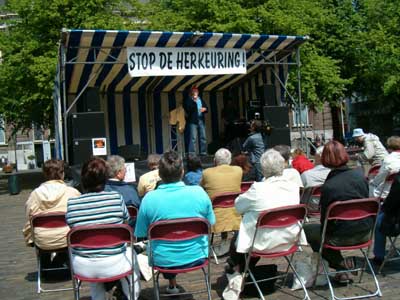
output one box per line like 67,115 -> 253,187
69,112 -> 106,139
257,84 -> 277,106
71,139 -> 93,165
263,106 -> 289,128
265,128 -> 291,148
77,87 -> 101,112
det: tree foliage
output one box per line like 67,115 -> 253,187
0,0 -> 399,130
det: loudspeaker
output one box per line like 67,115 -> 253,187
77,87 -> 101,112
118,144 -> 147,161
263,106 -> 289,128
71,139 -> 93,165
265,128 -> 291,148
69,112 -> 106,139
257,85 -> 277,106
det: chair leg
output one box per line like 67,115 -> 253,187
36,253 -> 42,293
360,248 -> 382,297
282,253 -> 294,287
320,257 -> 336,300
202,267 -> 212,300
211,246 -> 219,264
285,256 -> 311,300
151,268 -> 160,300
313,254 -> 322,288
72,278 -> 80,300
128,276 -> 133,300
378,236 -> 399,274
248,269 -> 265,300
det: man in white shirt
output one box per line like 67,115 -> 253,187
369,136 -> 400,198
301,146 -> 331,188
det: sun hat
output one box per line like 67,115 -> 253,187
352,128 -> 365,138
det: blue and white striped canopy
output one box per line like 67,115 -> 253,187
63,29 -> 308,95
59,29 -> 308,156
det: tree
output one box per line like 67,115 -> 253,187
0,0 -> 143,131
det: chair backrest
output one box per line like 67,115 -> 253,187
256,204 -> 307,229
31,212 -> 67,229
325,198 -> 380,222
241,181 -> 253,193
300,185 -> 322,204
127,205 -> 138,219
148,217 -> 210,242
211,192 -> 241,209
368,165 -> 381,179
68,224 -> 133,249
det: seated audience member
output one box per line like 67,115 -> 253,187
369,136 -> 400,198
105,155 -> 141,207
273,145 -> 304,189
23,159 -> 80,266
137,154 -> 161,197
66,157 -> 140,300
301,146 -> 331,188
135,151 -> 215,294
183,154 -> 203,185
232,153 -> 256,182
242,120 -> 266,181
373,171 -> 400,266
292,148 -> 315,174
201,148 -> 243,256
304,141 -> 371,283
227,149 -> 305,272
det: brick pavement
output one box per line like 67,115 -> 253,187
0,174 -> 399,300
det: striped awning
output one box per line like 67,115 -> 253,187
62,29 -> 308,95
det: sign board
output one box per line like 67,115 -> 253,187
124,163 -> 136,183
92,138 -> 107,156
127,47 -> 247,77
42,141 -> 51,161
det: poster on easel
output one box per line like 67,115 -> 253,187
92,138 -> 107,156
124,163 -> 136,183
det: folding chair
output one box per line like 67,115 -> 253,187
378,234 -> 400,274
67,224 -> 136,300
31,212 -> 72,294
242,204 -> 310,300
367,165 -> 381,180
378,173 -> 396,201
316,198 -> 382,300
300,185 -> 322,218
241,181 -> 254,193
147,217 -> 212,300
127,205 -> 138,223
211,192 -> 241,264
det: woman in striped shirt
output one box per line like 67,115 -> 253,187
66,157 -> 140,300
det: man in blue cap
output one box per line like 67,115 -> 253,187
352,128 -> 388,166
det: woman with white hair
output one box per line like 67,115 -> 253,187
226,149 -> 305,272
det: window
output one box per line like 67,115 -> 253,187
0,118 -> 5,144
292,105 -> 310,127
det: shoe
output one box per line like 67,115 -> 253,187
332,273 -> 353,285
166,286 -> 180,294
213,239 -> 231,257
372,257 -> 383,267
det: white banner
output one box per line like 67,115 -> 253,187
127,47 -> 247,77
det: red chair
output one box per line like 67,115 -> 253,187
241,181 -> 253,193
147,218 -> 212,300
367,165 -> 381,180
127,205 -> 138,224
31,212 -> 72,294
211,192 -> 241,264
378,173 -> 397,200
316,198 -> 381,300
242,204 -> 310,300
67,224 -> 136,300
300,185 -> 322,217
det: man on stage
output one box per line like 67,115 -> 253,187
184,86 -> 208,155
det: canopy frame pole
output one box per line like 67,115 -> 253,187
61,43 -> 69,163
296,47 -> 306,155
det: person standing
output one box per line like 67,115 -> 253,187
352,128 -> 388,166
242,120 -> 265,182
183,86 -> 208,155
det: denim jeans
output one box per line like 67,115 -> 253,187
161,258 -> 206,280
188,120 -> 207,155
373,212 -> 386,259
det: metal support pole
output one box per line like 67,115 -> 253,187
296,48 -> 305,152
61,44 -> 69,163
340,100 -> 345,143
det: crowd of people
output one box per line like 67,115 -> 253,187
22,127 -> 400,300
